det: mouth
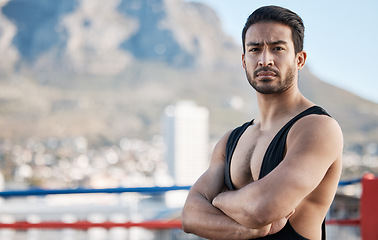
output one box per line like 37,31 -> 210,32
256,71 -> 277,77
254,68 -> 279,79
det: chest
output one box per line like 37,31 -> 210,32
229,126 -> 278,189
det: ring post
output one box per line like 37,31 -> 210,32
361,173 -> 378,240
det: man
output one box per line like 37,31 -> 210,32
181,5 -> 343,240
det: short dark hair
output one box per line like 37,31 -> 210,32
242,5 -> 305,54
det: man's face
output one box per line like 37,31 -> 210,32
242,22 -> 305,95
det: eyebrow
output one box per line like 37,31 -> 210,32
246,40 -> 288,46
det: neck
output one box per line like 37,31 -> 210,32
255,85 -> 312,130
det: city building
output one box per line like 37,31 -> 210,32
163,101 -> 209,186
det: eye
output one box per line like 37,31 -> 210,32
273,46 -> 284,51
249,47 -> 260,52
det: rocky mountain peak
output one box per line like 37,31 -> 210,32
0,0 -> 237,75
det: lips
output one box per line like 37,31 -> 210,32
257,71 -> 276,77
254,67 -> 279,78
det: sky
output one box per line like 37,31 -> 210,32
187,0 -> 378,103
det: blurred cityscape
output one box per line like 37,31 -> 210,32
0,101 -> 212,191
0,100 -> 376,195
0,135 -> 168,190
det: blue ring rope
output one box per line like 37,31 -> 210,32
0,186 -> 191,198
0,178 -> 362,198
337,178 -> 361,186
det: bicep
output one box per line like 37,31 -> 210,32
256,116 -> 343,217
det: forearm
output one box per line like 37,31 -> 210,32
212,185 -> 295,230
182,193 -> 270,239
212,189 -> 271,229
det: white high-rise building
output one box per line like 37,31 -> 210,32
163,101 -> 209,186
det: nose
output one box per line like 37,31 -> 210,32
258,49 -> 274,67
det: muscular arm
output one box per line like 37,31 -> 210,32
212,115 -> 343,229
181,132 -> 287,239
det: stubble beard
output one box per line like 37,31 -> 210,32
246,66 -> 296,95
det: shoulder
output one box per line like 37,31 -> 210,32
290,113 -> 342,140
287,113 -> 343,160
214,130 -> 233,154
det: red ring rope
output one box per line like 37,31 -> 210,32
0,220 -> 182,230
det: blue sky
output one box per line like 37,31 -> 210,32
187,0 -> 378,103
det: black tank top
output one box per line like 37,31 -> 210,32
225,106 -> 330,240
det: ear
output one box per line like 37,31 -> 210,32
296,50 -> 307,70
242,53 -> 246,70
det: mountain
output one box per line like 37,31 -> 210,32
0,0 -> 377,149
0,0 -> 238,75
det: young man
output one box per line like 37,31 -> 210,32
181,5 -> 343,240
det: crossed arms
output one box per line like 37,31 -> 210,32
181,115 -> 343,239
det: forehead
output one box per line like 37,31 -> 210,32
245,22 -> 293,45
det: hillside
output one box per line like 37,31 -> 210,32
0,0 -> 377,148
